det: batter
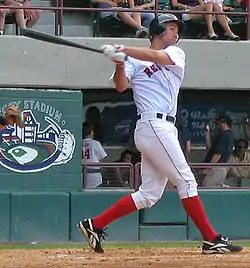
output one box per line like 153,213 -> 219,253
78,14 -> 243,255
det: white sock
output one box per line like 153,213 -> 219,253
0,30 -> 4,35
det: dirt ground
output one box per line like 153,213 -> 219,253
1,247 -> 250,268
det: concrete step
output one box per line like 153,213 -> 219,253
32,24 -> 93,37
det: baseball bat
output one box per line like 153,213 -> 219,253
20,28 -> 103,54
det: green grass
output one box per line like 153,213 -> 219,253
0,241 -> 249,250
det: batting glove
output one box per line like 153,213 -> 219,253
100,44 -> 125,56
110,51 -> 127,64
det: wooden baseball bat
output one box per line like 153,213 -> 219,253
20,28 -> 103,54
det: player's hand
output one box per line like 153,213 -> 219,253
100,44 -> 126,63
100,44 -> 125,55
109,51 -> 127,63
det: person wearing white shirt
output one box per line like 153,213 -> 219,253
82,123 -> 107,188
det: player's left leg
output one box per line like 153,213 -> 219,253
142,121 -> 242,254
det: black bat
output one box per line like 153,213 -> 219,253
20,28 -> 103,54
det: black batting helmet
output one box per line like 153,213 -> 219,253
149,13 -> 186,38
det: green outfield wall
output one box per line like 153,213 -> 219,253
0,190 -> 249,243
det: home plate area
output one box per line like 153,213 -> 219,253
1,247 -> 250,268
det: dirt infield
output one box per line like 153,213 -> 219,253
1,247 -> 250,268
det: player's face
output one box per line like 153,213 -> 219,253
161,22 -> 179,45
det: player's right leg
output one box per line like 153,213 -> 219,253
77,219 -> 107,253
77,152 -> 168,253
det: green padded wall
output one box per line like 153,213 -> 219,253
70,190 -> 139,242
0,89 -> 82,190
0,192 -> 10,242
10,191 -> 70,242
188,190 -> 250,240
139,226 -> 187,241
140,191 -> 187,224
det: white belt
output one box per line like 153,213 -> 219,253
137,112 -> 176,124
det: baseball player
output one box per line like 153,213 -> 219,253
82,123 -> 107,188
78,14 -> 243,254
0,105 -> 24,130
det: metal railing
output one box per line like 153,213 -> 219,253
0,0 -> 249,39
83,162 -> 250,190
83,162 -> 134,189
134,162 -> 250,189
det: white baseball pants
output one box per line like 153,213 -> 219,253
131,114 -> 198,210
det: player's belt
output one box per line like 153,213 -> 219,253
137,113 -> 175,123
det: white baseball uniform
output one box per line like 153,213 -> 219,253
118,45 -> 198,209
82,138 -> 107,188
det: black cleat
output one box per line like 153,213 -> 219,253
77,218 -> 107,253
202,234 -> 243,254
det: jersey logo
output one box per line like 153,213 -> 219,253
0,110 -> 75,173
143,64 -> 160,78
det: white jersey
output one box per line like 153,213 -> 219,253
82,138 -> 107,188
124,45 -> 185,117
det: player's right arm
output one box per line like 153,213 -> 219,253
113,63 -> 129,92
112,57 -> 135,92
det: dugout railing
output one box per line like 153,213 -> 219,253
83,162 -> 250,190
0,0 -> 249,39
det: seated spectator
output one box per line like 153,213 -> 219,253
103,149 -> 135,187
171,0 -> 239,40
115,149 -> 135,186
2,0 -> 41,29
226,138 -> 250,187
82,123 -> 107,188
128,0 -> 155,30
92,0 -> 149,37
0,5 -> 9,34
204,0 -> 234,24
201,115 -> 235,188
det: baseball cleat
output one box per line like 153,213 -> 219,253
77,218 -> 107,253
202,234 -> 243,254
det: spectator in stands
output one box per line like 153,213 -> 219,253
85,106 -> 104,143
175,114 -> 191,159
127,0 -> 155,29
204,0 -> 234,24
0,1 -> 27,31
0,5 -> 9,34
103,149 -> 135,187
226,138 -> 250,187
92,0 -> 149,37
201,114 -> 235,187
114,149 -> 135,187
82,123 -> 107,188
2,0 -> 41,28
171,0 -> 240,40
